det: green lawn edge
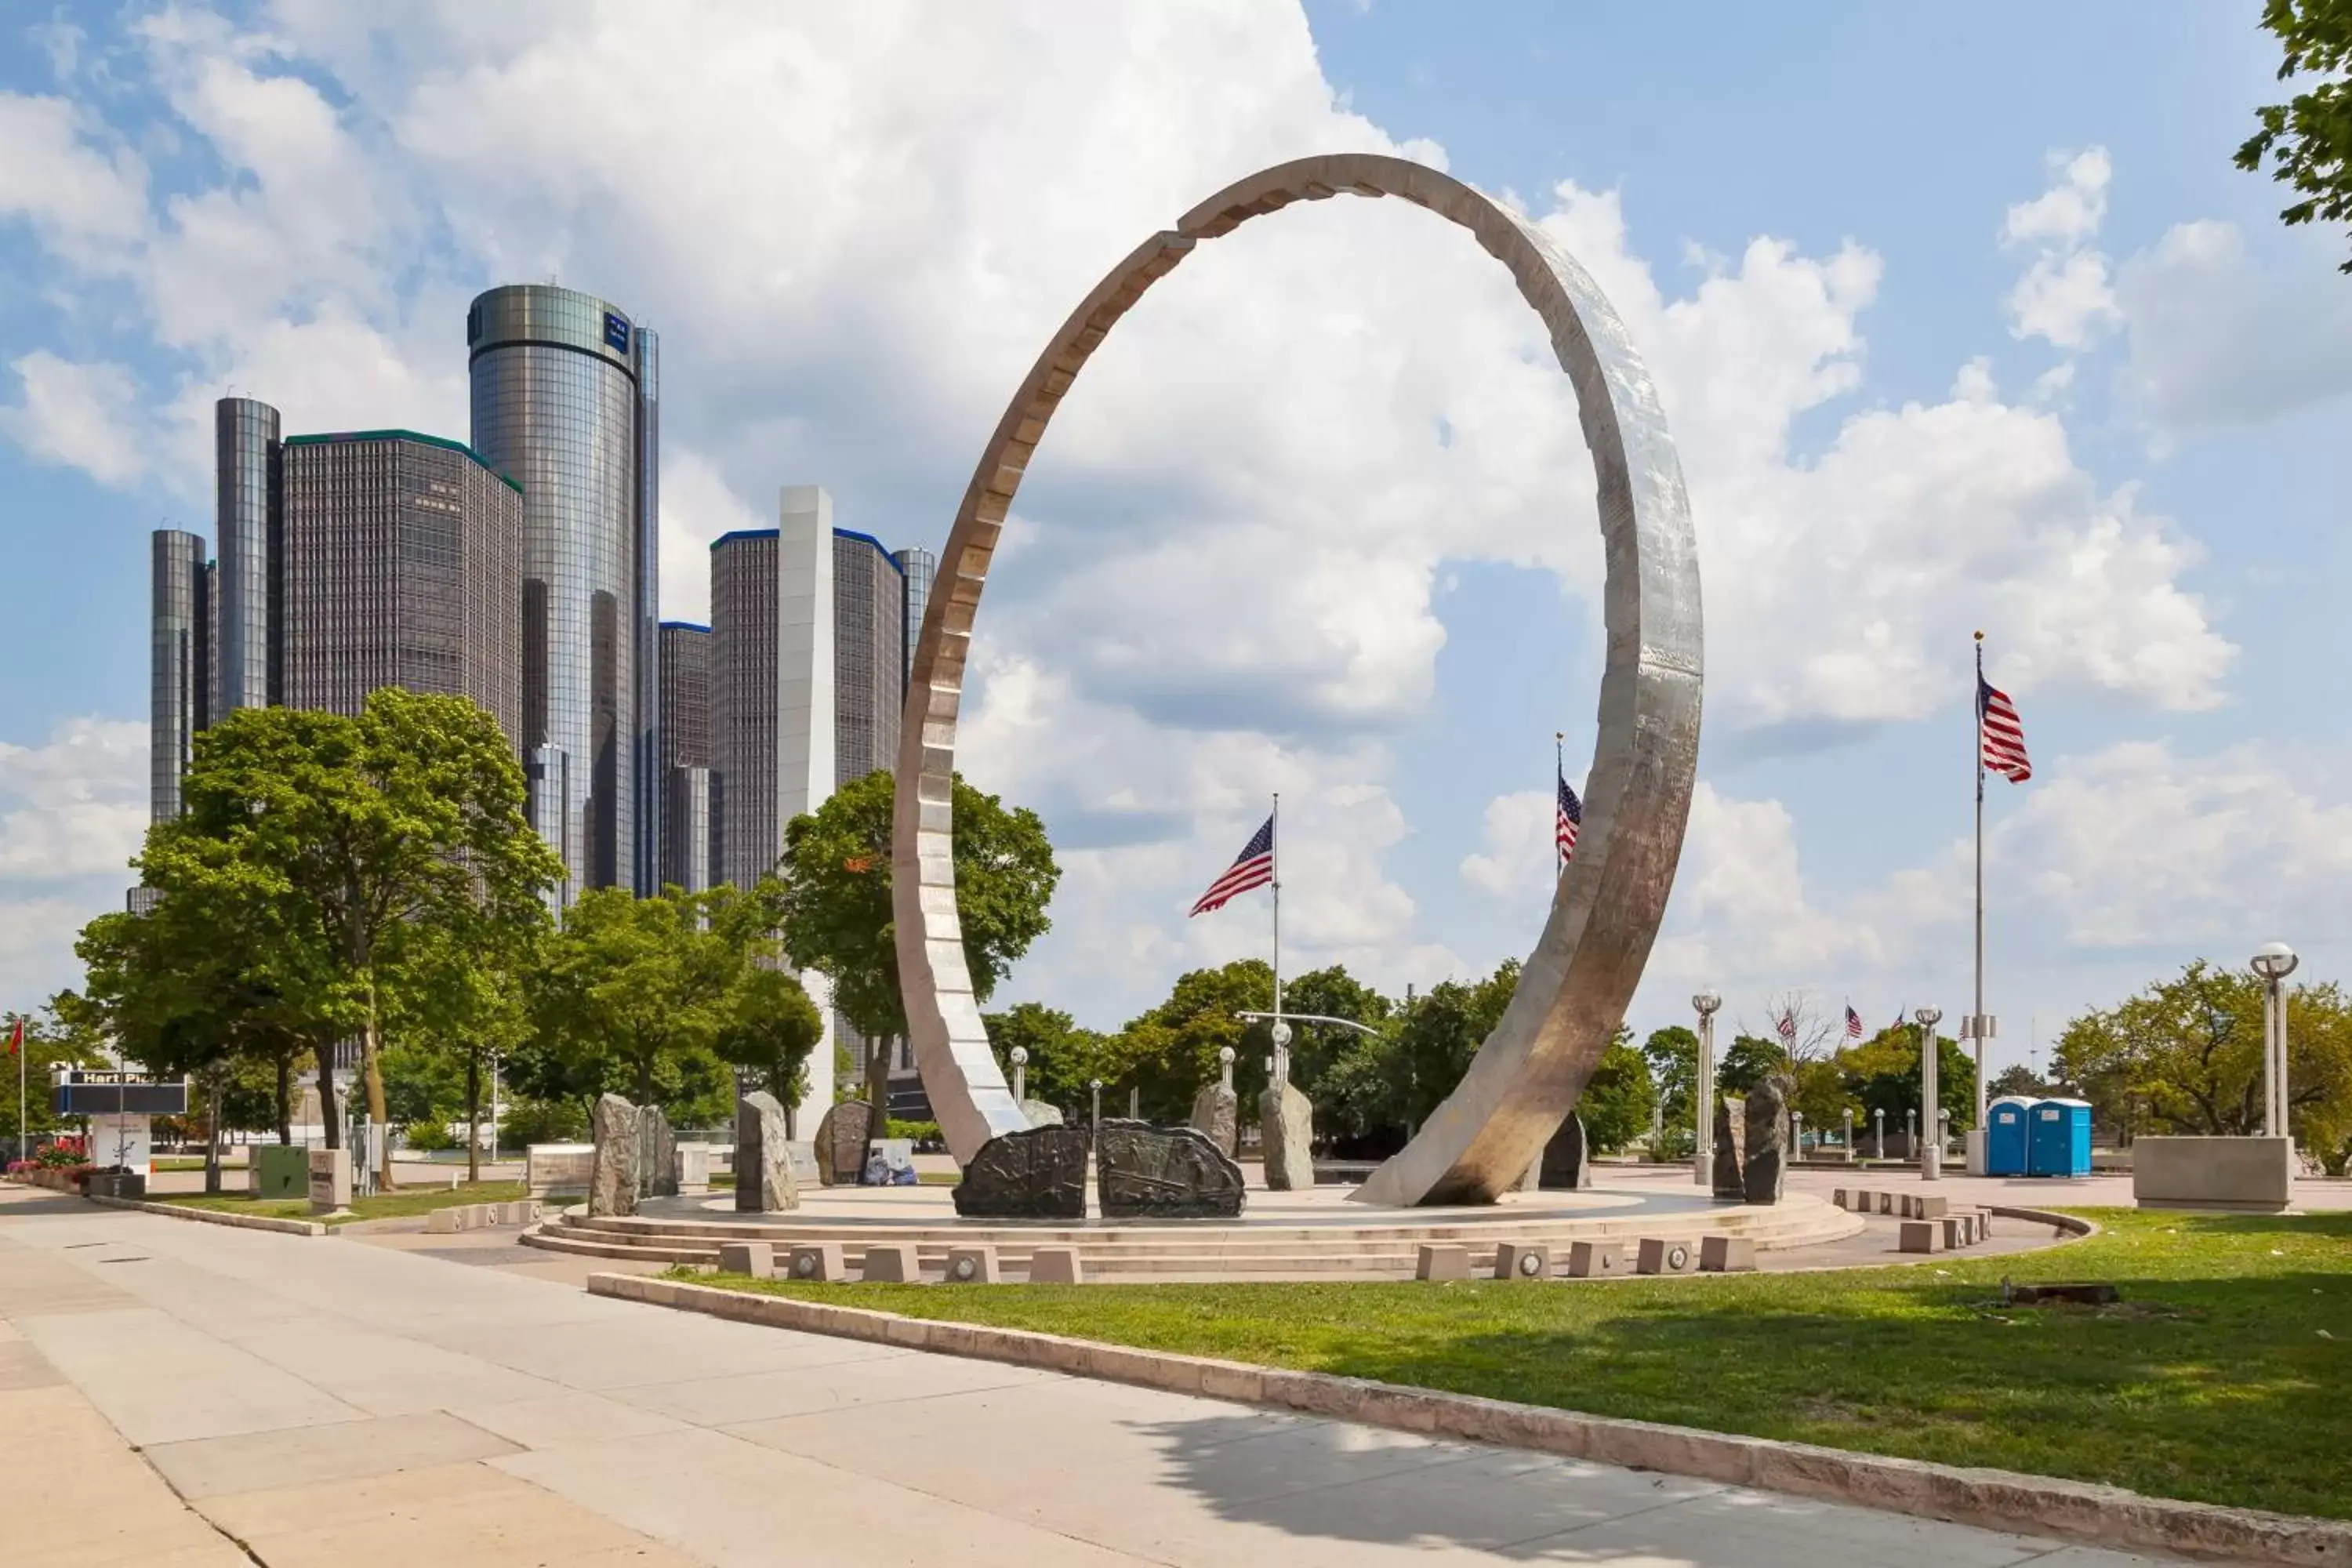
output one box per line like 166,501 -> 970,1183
670,1208 -> 2351,1521
156,1179 -> 528,1227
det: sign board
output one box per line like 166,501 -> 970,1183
86,1112 -> 153,1176
527,1142 -> 595,1198
603,311 -> 631,354
307,1146 -> 351,1214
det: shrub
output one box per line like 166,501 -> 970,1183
884,1118 -> 941,1146
500,1098 -> 588,1146
401,1119 -> 458,1152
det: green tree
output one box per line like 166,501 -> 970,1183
1834,1025 -> 1977,1137
532,887 -> 731,1109
1987,1062 -> 2049,1101
140,689 -> 557,1189
983,1002 -> 1132,1118
1641,1025 -> 1700,1130
710,966 -> 825,1120
775,768 -> 1058,1106
2238,0 -> 2352,271
1716,1033 -> 1790,1097
1375,960 -> 1520,1135
4,1001 -> 106,1160
382,920 -> 535,1181
2053,960 -> 2352,1165
1579,1030 -> 1657,1154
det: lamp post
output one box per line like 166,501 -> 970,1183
1938,1107 -> 1951,1160
1218,1045 -> 1236,1094
1088,1079 -> 1102,1135
1692,990 -> 1722,1186
1791,1110 -> 1804,1161
1842,1106 -> 1854,1162
2251,942 -> 2299,1142
1915,1007 -> 1943,1179
1010,1047 -> 1029,1106
1873,1106 -> 1884,1160
1905,1108 -> 1917,1160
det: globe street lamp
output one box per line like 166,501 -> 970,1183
1009,1047 -> 1029,1105
1842,1105 -> 1854,1163
2251,941 -> 2299,1142
1791,1110 -> 1805,1161
1692,990 -> 1722,1186
1915,1007 -> 1943,1180
1873,1105 -> 1885,1160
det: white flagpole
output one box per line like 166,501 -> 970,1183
1270,792 -> 1284,1086
1554,731 -> 1566,877
1973,632 -> 1989,1131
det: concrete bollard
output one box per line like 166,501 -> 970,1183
717,1240 -> 774,1279
498,1200 -> 540,1225
1414,1243 -> 1471,1282
786,1243 -> 847,1283
943,1245 -> 1000,1283
1491,1241 -> 1550,1281
469,1203 -> 499,1228
1916,1194 -> 1950,1219
1898,1220 -> 1940,1254
425,1207 -> 465,1234
1876,1192 -> 1898,1216
1027,1245 -> 1083,1285
1699,1236 -> 1757,1272
1974,1209 -> 1995,1239
1635,1237 -> 1698,1276
1939,1216 -> 1967,1249
1565,1240 -> 1623,1279
859,1243 -> 920,1283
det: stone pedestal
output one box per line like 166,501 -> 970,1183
812,1100 -> 876,1186
1742,1078 -> 1790,1206
1711,1096 -> 1748,1200
735,1091 -> 799,1212
861,1243 -> 920,1282
1188,1083 -> 1239,1158
589,1094 -> 639,1218
1538,1111 -> 1592,1190
306,1146 -> 350,1215
2132,1135 -> 2296,1212
1259,1082 -> 1315,1191
674,1142 -> 711,1195
637,1105 -> 677,1199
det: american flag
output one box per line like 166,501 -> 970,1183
1775,1011 -> 1797,1046
1189,815 -> 1275,916
1845,1004 -> 1864,1042
1555,773 -> 1583,867
1978,673 -> 2032,783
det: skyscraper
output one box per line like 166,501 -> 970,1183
213,397 -> 279,715
831,530 -> 903,788
467,284 -> 659,902
149,529 -> 209,822
657,620 -> 713,895
709,528 -> 779,895
891,545 -> 935,695
278,430 -> 525,745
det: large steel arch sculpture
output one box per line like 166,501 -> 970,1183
891,153 -> 1701,1207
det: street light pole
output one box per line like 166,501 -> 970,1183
1915,1006 -> 1944,1181
2252,942 -> 2299,1142
1692,991 -> 1721,1187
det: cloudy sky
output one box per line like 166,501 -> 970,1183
4,2 -> 2350,1073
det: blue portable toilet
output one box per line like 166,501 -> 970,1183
1985,1096 -> 2034,1177
2026,1098 -> 2092,1178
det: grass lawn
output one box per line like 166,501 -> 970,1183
158,1179 -> 528,1228
680,1209 -> 2352,1520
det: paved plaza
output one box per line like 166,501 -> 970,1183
0,1182 -> 2190,1568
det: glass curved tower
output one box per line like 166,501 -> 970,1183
467,285 -> 658,902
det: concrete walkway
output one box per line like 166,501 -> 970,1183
0,1185 -> 2182,1567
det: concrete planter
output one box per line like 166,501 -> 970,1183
2133,1136 -> 2295,1213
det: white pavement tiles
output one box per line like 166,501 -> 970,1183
0,1196 -> 2185,1568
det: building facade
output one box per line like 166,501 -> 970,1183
831,530 -> 904,788
467,284 -> 659,902
709,528 -> 779,895
657,620 -> 713,894
213,397 -> 279,716
891,545 -> 935,697
279,431 -> 525,746
149,529 -> 210,822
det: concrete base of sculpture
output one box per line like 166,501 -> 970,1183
1188,1082 -> 1240,1159
637,1105 -> 677,1200
1711,1097 -> 1748,1201
1097,1121 -> 1246,1218
1019,1099 -> 1065,1128
2132,1136 -> 2296,1213
1538,1112 -> 1593,1190
675,1142 -> 711,1195
954,1123 -> 1090,1219
1742,1080 -> 1790,1206
589,1093 -> 638,1218
1260,1083 -> 1316,1192
812,1100 -> 875,1187
735,1091 -> 798,1213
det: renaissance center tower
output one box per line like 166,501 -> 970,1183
468,285 -> 660,902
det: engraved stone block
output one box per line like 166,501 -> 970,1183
1260,1082 -> 1316,1192
1699,1236 -> 1757,1272
735,1091 -> 798,1213
1097,1121 -> 1246,1219
637,1105 -> 677,1199
1538,1112 -> 1593,1190
1414,1243 -> 1470,1281
1188,1082 -> 1239,1158
954,1124 -> 1090,1220
1711,1097 -> 1748,1200
1566,1240 -> 1623,1278
1493,1240 -> 1550,1280
719,1240 -> 774,1279
589,1093 -> 638,1218
1027,1245 -> 1083,1284
1635,1237 -> 1698,1275
1742,1078 -> 1790,1206
812,1100 -> 876,1187
786,1243 -> 845,1282
944,1245 -> 1000,1284
860,1243 -> 920,1283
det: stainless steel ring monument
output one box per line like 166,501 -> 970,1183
891,153 -> 1702,1207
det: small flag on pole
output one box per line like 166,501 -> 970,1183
1978,673 -> 2032,783
1776,1011 -> 1797,1047
1189,815 -> 1275,916
5,1017 -> 18,1056
1845,1004 -> 1864,1042
1555,773 -> 1583,867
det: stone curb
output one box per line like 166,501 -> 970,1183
86,1194 -> 328,1236
586,1269 -> 2349,1566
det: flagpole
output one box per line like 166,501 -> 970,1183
1554,731 -> 1566,878
1270,792 -> 1284,1087
1973,631 -> 1988,1131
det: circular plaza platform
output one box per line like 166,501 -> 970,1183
521,1179 -> 1868,1282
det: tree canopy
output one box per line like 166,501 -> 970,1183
2238,0 -> 2352,272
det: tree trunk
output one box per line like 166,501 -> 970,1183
203,1072 -> 223,1196
318,1036 -> 341,1151
465,1048 -> 481,1185
866,1038 -> 890,1123
361,974 -> 392,1193
274,1051 -> 292,1145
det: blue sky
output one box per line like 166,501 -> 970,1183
3,2 -> 2349,1076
